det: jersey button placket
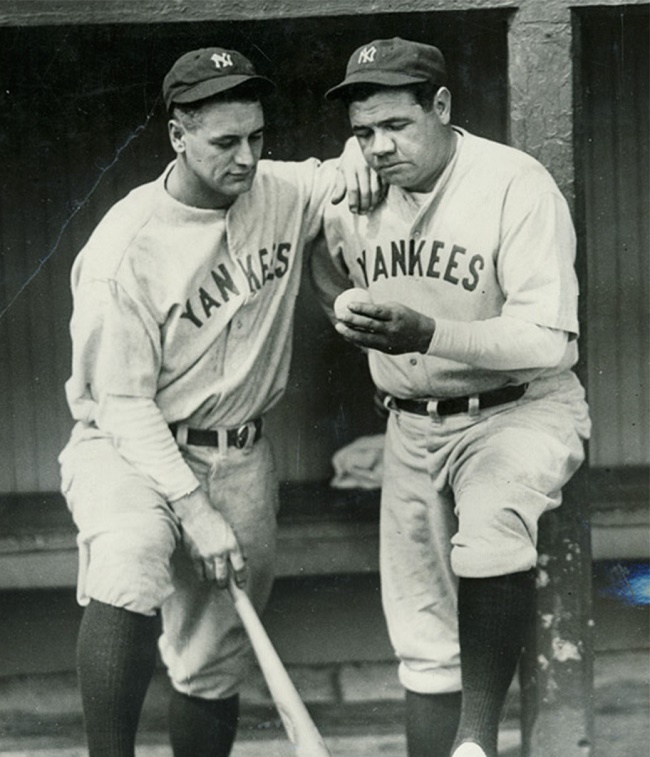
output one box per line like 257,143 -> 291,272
407,354 -> 428,404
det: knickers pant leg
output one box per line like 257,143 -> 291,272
159,437 -> 279,701
380,411 -> 461,695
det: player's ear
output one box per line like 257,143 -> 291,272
433,87 -> 452,125
168,117 -> 186,155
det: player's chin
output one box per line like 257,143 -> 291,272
225,172 -> 256,194
378,164 -> 412,185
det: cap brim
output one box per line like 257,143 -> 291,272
325,71 -> 430,100
168,74 -> 276,107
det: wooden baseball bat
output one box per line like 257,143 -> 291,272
228,579 -> 332,756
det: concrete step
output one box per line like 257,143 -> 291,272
0,651 -> 647,757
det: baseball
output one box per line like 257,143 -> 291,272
334,287 -> 372,319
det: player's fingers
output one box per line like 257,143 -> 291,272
196,559 -> 211,581
354,169 -> 373,214
335,320 -> 379,346
357,165 -> 385,212
338,310 -> 387,334
330,171 -> 347,206
346,180 -> 361,214
214,556 -> 228,588
182,534 -> 211,580
229,547 -> 248,589
333,165 -> 362,212
338,318 -> 394,350
370,172 -> 387,208
336,161 -> 363,214
348,302 -> 391,321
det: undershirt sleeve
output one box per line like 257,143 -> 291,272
427,315 -> 569,371
95,394 -> 200,502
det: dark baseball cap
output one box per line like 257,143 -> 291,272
163,47 -> 276,110
325,37 -> 447,100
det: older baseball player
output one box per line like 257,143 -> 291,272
311,38 -> 591,757
58,47 -> 380,757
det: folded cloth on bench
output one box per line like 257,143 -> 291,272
331,434 -> 385,490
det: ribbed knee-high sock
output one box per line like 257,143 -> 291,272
406,689 -> 462,757
169,690 -> 239,757
453,570 -> 536,757
77,600 -> 160,757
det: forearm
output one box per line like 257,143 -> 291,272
95,395 -> 199,502
427,315 -> 568,371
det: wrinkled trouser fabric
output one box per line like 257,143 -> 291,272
380,372 -> 590,694
60,426 -> 279,699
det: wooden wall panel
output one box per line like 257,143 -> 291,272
0,12 -> 508,492
580,8 -> 650,466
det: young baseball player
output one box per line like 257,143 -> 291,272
312,38 -> 591,757
58,46 -> 380,757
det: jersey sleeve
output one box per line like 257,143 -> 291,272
68,277 -> 202,500
265,156 -> 342,244
69,276 -> 161,403
497,171 -> 580,336
300,159 -> 341,243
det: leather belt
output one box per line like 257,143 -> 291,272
169,418 -> 262,449
393,383 -> 528,417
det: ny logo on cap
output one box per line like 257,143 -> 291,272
358,46 -> 377,64
211,52 -> 233,69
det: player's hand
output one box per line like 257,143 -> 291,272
335,301 -> 436,355
172,488 -> 248,589
331,138 -> 386,214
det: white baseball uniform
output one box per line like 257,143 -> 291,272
313,128 -> 591,694
59,157 -> 337,699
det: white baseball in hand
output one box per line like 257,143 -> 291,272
334,288 -> 372,319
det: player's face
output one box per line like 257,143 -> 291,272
349,87 -> 453,193
171,99 -> 264,208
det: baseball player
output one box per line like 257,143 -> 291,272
311,38 -> 591,757
58,47 -> 379,757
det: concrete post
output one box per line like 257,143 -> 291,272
509,4 -> 594,755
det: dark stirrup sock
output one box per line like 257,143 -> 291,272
169,690 -> 239,757
406,689 -> 462,757
452,569 -> 536,757
77,599 -> 160,757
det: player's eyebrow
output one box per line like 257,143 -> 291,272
352,117 -> 412,132
209,126 -> 265,142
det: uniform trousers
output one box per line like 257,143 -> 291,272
60,425 -> 279,699
380,372 -> 590,695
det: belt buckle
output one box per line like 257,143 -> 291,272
234,424 -> 250,449
234,422 -> 257,451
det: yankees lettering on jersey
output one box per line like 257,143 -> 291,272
317,128 -> 581,398
355,238 -> 485,292
65,157 -> 339,430
180,242 -> 292,328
